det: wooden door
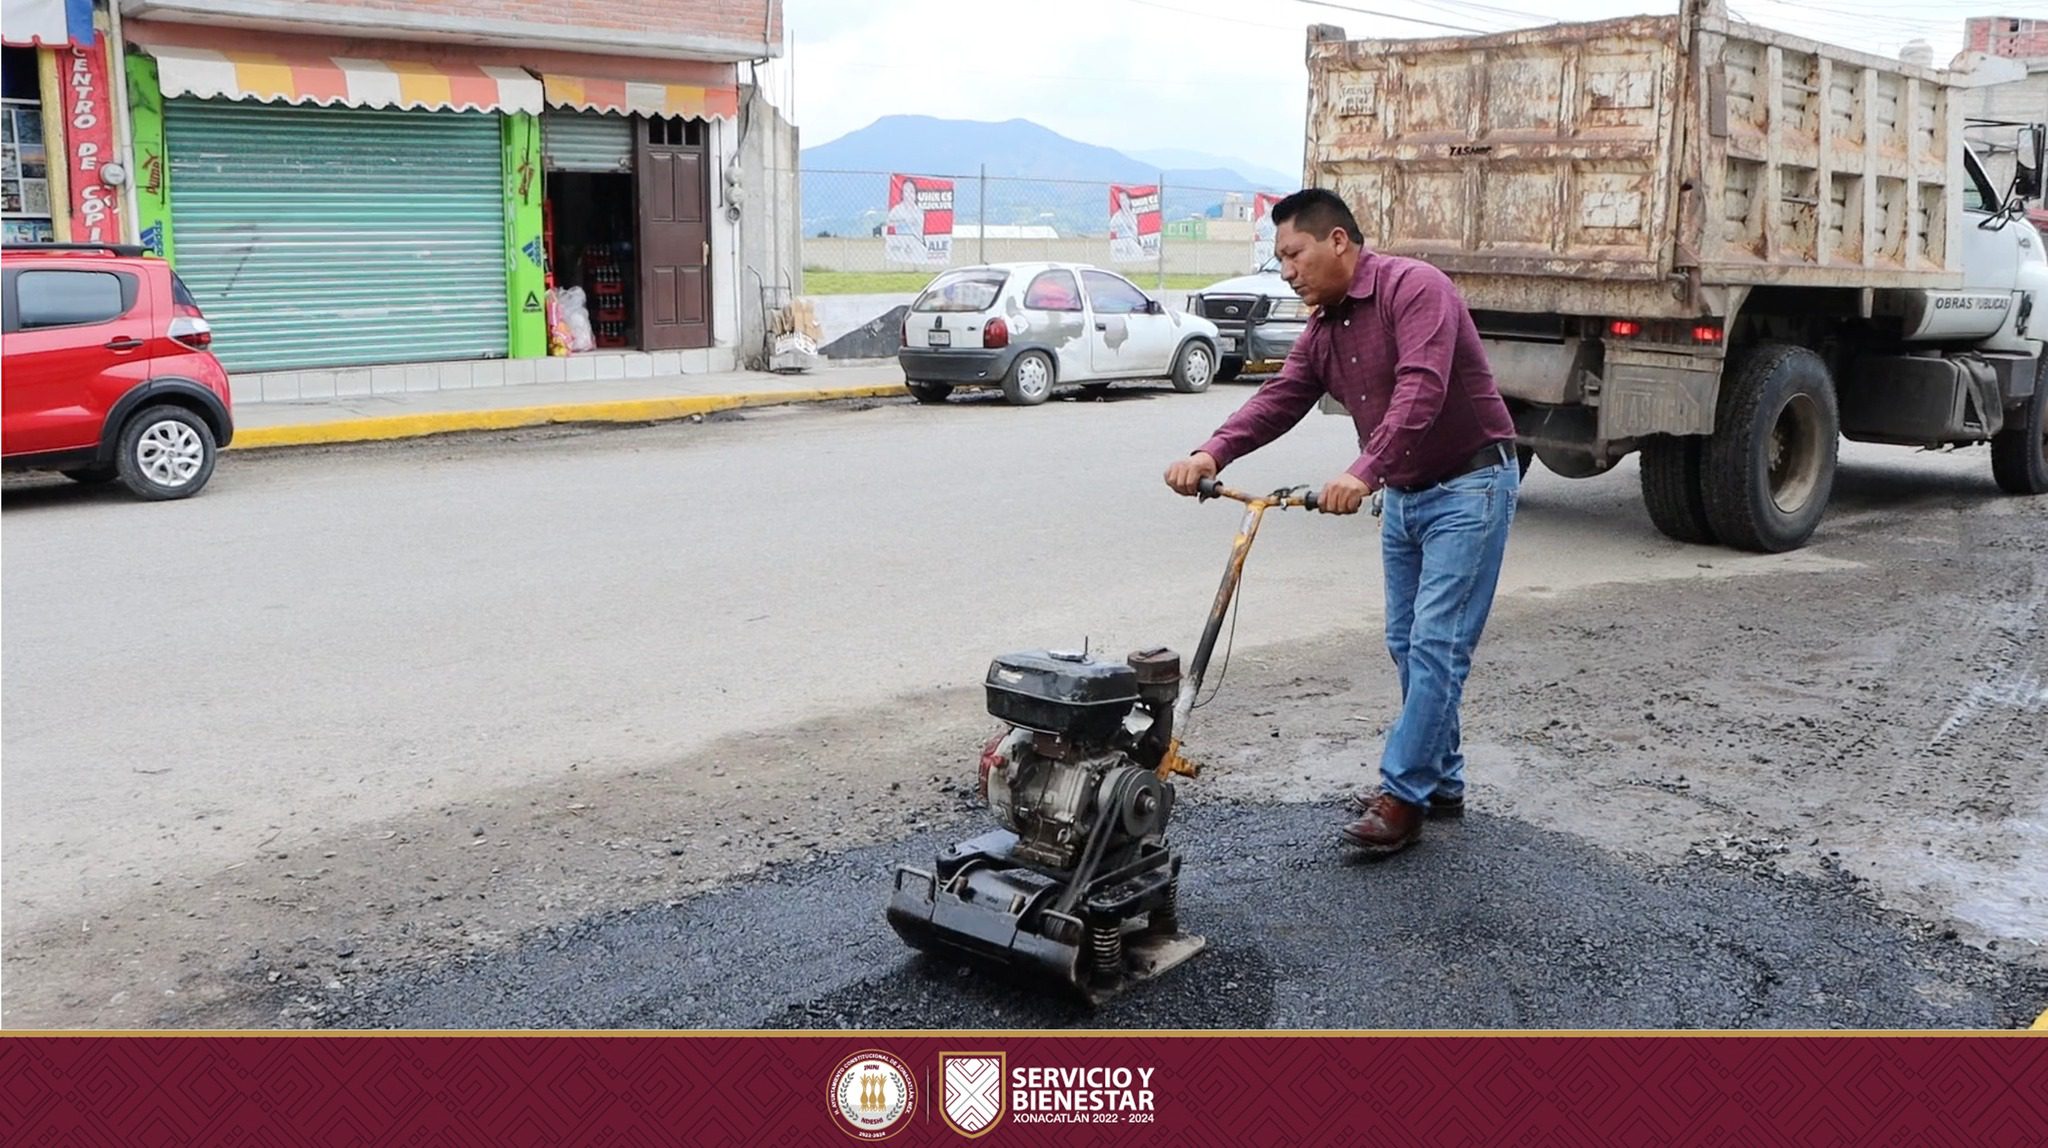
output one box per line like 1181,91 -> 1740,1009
635,116 -> 710,351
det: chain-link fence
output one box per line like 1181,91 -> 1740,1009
787,167 -> 1282,294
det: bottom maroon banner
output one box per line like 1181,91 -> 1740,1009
4,1035 -> 2045,1145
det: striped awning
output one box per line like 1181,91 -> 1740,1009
0,0 -> 96,46
542,73 -> 738,121
145,44 -> 542,115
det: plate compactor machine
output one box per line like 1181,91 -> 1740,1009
886,478 -> 1323,1004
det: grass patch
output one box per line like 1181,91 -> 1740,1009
801,271 -> 939,295
801,270 -> 1229,296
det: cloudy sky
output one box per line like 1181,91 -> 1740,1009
770,0 -> 2029,178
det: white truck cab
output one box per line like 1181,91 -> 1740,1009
1948,134 -> 2048,358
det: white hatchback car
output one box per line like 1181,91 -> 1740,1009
897,262 -> 1222,405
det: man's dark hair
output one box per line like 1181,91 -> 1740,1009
1271,188 -> 1363,245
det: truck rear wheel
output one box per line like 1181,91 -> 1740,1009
1639,435 -> 1716,545
1990,357 -> 2048,495
1702,343 -> 1838,553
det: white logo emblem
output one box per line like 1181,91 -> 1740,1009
940,1052 -> 1006,1138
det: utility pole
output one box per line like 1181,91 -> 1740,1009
1154,175 -> 1167,291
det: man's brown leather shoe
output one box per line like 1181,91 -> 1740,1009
1345,786 -> 1463,819
1341,793 -> 1423,855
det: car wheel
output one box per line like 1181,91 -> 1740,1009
1172,342 -> 1214,393
1002,351 -> 1055,406
906,381 -> 953,405
116,404 -> 217,501
61,466 -> 119,485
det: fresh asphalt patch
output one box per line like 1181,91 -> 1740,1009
317,798 -> 2047,1031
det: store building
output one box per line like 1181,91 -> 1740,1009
15,1 -> 791,395
2,0 -> 119,246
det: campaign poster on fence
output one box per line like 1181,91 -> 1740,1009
885,173 -> 954,266
1108,183 -> 1161,263
1251,191 -> 1283,268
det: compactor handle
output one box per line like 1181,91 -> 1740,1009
1196,477 -> 1318,511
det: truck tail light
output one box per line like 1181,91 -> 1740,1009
1608,320 -> 1641,338
983,316 -> 1009,350
1693,324 -> 1723,343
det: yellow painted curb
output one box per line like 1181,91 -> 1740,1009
230,384 -> 906,450
2034,1007 -> 2048,1031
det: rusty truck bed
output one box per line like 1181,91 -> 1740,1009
1305,13 -> 1963,317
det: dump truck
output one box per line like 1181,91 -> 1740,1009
1304,0 -> 2048,551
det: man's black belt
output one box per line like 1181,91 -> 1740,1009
1390,441 -> 1514,493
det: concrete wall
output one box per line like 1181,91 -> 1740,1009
811,288 -> 1207,362
811,293 -> 913,349
735,82 -> 802,367
802,237 -> 1273,280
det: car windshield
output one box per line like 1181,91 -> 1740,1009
912,269 -> 1007,312
1256,256 -> 1280,274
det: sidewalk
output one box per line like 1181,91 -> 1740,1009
229,361 -> 907,450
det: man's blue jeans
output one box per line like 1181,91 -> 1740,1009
1377,454 -> 1518,808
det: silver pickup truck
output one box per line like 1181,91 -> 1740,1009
1188,258 -> 1311,381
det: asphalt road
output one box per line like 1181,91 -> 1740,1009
0,384 -> 1845,925
4,380 -> 2042,1028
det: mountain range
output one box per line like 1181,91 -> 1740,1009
798,116 -> 1289,237
1124,147 -> 1297,191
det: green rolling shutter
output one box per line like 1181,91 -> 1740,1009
165,99 -> 508,372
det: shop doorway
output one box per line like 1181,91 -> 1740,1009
545,170 -> 637,350
540,109 -> 711,353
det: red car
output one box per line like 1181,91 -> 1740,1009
3,242 -> 233,499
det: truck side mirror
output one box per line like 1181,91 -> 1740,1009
2018,125 -> 2046,202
